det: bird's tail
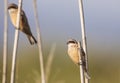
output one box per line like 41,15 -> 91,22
84,70 -> 91,79
82,61 -> 91,79
27,35 -> 37,45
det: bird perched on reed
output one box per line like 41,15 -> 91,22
8,3 -> 37,45
67,39 -> 90,79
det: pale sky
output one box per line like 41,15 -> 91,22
0,0 -> 120,57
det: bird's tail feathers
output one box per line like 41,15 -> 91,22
27,35 -> 37,45
84,71 -> 91,79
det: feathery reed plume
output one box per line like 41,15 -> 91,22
45,44 -> 56,83
33,0 -> 46,83
10,0 -> 23,83
2,0 -> 8,83
78,0 -> 90,83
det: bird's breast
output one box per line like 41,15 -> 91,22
68,48 -> 79,64
9,12 -> 23,30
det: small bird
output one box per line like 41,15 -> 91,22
8,3 -> 37,45
67,39 -> 90,79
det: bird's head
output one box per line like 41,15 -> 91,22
8,3 -> 18,13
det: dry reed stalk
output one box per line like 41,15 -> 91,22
78,41 -> 85,83
78,0 -> 89,83
33,0 -> 46,83
2,0 -> 8,83
10,0 -> 23,83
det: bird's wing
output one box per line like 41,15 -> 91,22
21,10 -> 32,35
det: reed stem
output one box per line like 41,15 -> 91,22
10,1 -> 23,83
33,0 -> 46,83
2,0 -> 8,83
78,0 -> 89,83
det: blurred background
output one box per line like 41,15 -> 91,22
0,0 -> 120,83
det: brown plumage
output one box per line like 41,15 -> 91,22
8,3 -> 37,45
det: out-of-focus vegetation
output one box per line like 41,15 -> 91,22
0,44 -> 120,83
